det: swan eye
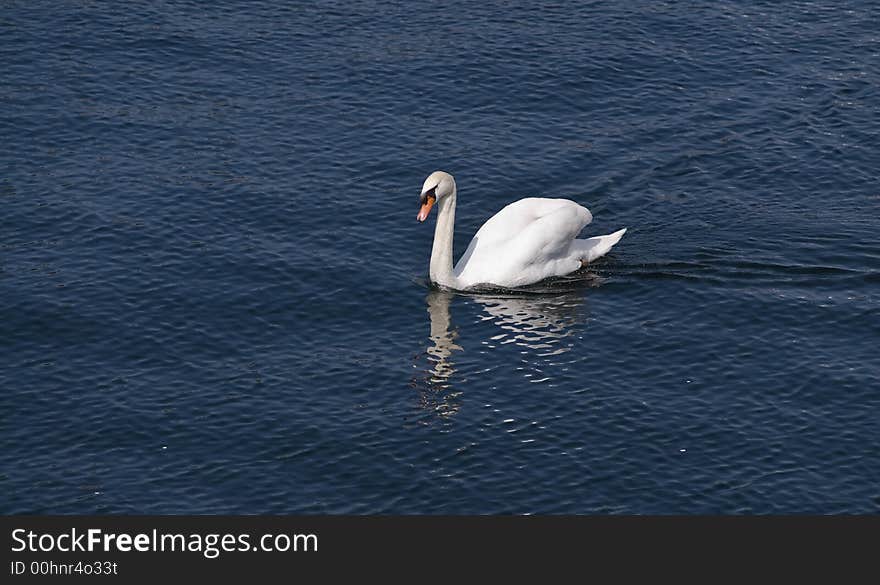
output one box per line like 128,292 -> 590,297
420,186 -> 437,203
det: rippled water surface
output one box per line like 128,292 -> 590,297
3,1 -> 879,513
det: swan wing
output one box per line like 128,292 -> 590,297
454,198 -> 593,287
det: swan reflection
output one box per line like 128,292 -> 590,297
474,293 -> 586,355
416,290 -> 463,418
415,288 -> 590,418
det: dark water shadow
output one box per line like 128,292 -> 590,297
412,266 -> 605,296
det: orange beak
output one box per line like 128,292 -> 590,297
417,193 -> 436,222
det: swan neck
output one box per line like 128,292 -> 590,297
430,190 -> 457,287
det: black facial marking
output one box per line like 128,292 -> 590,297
420,186 -> 437,204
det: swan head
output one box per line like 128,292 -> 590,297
417,171 -> 456,222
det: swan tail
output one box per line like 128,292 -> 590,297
573,228 -> 627,266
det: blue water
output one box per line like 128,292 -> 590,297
2,1 -> 879,514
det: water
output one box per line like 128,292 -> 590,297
2,1 -> 879,514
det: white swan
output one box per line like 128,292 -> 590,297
417,171 -> 627,290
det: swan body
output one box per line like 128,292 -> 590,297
417,171 -> 626,290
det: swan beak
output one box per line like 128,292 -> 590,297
417,193 -> 436,222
